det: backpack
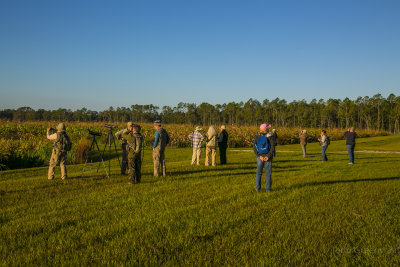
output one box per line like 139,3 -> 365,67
255,134 -> 270,155
326,136 -> 331,145
55,133 -> 72,152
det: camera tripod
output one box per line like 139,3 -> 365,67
98,125 -> 120,176
81,130 -> 109,178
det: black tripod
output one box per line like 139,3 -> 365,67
98,124 -> 120,176
81,130 -> 109,178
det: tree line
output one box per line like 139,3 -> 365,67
1,93 -> 400,133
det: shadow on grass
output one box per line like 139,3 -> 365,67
286,176 -> 400,190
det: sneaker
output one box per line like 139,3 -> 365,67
348,162 -> 353,165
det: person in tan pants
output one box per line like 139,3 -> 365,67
47,123 -> 69,180
205,125 -> 217,166
152,120 -> 170,176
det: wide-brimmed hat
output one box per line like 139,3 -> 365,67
220,125 -> 226,130
195,126 -> 202,131
259,123 -> 271,131
127,122 -> 134,128
153,120 -> 162,126
56,123 -> 66,132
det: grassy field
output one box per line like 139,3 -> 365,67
1,135 -> 400,265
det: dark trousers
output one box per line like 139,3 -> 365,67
321,146 -> 328,161
128,154 -> 142,183
347,144 -> 355,163
219,145 -> 227,165
121,143 -> 128,175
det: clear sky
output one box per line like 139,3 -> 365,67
1,0 -> 399,111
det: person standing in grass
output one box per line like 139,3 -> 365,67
115,123 -> 131,175
119,122 -> 143,184
205,125 -> 218,166
152,120 -> 170,176
344,127 -> 357,164
318,130 -> 329,161
299,129 -> 308,158
271,129 -> 278,157
47,123 -> 71,180
188,126 -> 204,166
253,123 -> 275,192
217,125 -> 229,165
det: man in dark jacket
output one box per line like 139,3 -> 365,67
344,127 -> 357,164
271,129 -> 278,157
253,123 -> 275,192
217,125 -> 229,165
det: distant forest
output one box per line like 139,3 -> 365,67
1,93 -> 400,133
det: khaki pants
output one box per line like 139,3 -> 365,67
153,149 -> 166,176
48,149 -> 67,180
191,148 -> 201,165
205,147 -> 216,166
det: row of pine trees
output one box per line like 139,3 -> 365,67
1,94 -> 399,133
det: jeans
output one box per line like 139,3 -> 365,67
255,157 -> 272,191
347,144 -> 355,163
321,146 -> 328,161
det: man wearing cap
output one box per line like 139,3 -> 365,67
344,127 -> 357,164
46,123 -> 70,180
118,122 -> 143,184
115,122 -> 133,175
253,123 -> 275,192
188,126 -> 204,165
152,120 -> 170,176
217,125 -> 229,165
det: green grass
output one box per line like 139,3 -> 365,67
1,136 -> 400,265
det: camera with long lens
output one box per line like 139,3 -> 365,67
88,129 -> 101,136
104,124 -> 117,129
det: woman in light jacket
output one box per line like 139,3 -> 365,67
299,129 -> 308,158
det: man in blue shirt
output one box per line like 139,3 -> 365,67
152,120 -> 170,176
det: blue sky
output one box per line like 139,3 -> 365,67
1,0 -> 399,111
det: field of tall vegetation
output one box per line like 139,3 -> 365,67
0,121 -> 390,170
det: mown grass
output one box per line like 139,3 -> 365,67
1,136 -> 400,265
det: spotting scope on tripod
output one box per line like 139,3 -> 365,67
98,124 -> 120,176
81,129 -> 109,178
